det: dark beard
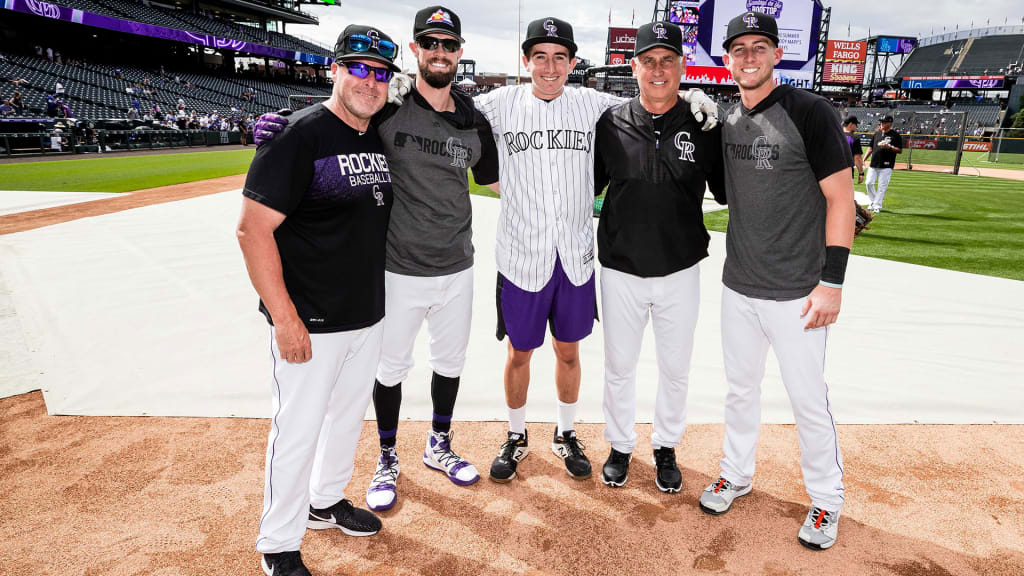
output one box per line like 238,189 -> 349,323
419,60 -> 456,89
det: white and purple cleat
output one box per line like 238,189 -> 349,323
423,430 -> 479,486
365,446 -> 400,512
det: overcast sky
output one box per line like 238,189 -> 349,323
286,0 -> 1024,74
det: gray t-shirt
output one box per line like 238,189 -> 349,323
721,85 -> 852,300
374,88 -> 498,277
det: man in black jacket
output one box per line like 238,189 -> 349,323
593,20 -> 725,493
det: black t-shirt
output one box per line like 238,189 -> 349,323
846,132 -> 863,158
869,129 -> 902,169
243,103 -> 393,333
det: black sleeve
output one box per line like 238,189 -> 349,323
802,98 -> 854,181
705,125 -> 727,204
891,131 -> 903,150
593,110 -> 613,197
471,110 -> 499,185
850,138 -> 863,157
242,123 -> 313,215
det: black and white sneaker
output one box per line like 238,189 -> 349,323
489,430 -> 529,483
307,499 -> 381,536
551,427 -> 592,479
261,551 -> 311,576
653,446 -> 682,493
601,448 -> 632,487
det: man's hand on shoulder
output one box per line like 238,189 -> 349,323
387,72 -> 414,106
254,109 -> 291,146
682,88 -> 718,131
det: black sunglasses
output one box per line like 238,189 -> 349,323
343,62 -> 394,83
416,36 -> 461,54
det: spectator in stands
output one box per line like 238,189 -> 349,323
127,106 -> 139,120
46,47 -> 54,61
10,91 -> 23,113
46,96 -> 57,118
0,99 -> 14,117
55,51 -> 62,65
55,81 -> 65,97
115,68 -> 124,80
863,115 -> 902,214
843,116 -> 865,184
34,45 -> 43,57
56,100 -> 70,119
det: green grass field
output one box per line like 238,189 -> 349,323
702,170 -> 1024,281
2,150 -> 1021,281
0,149 -> 257,192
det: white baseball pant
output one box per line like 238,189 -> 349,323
256,321 -> 383,554
601,264 -> 700,454
718,285 -> 845,511
376,268 -> 474,387
865,167 -> 893,211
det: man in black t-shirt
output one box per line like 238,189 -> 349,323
863,114 -> 902,213
843,116 -> 864,184
237,24 -> 398,576
592,21 -> 726,494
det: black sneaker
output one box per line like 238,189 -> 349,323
601,448 -> 632,487
551,427 -> 592,479
653,446 -> 682,493
261,551 -> 311,576
307,498 -> 381,536
489,430 -> 529,483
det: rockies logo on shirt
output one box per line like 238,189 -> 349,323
674,131 -> 695,162
753,135 -> 773,169
446,137 -> 469,168
653,22 -> 668,39
544,19 -> 558,36
373,184 -> 384,206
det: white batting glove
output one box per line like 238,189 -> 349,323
683,88 -> 719,131
387,72 -> 413,106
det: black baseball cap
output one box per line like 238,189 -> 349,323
880,115 -> 894,123
722,11 -> 780,50
843,115 -> 859,125
413,6 -> 464,43
522,17 -> 577,56
334,24 -> 400,72
635,21 -> 683,57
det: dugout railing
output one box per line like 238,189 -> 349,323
0,129 -> 249,158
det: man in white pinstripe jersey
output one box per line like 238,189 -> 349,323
475,16 -> 719,483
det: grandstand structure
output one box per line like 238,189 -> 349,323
0,0 -> 335,153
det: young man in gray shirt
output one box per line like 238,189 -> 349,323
697,11 -> 855,551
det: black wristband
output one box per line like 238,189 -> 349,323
821,246 -> 850,288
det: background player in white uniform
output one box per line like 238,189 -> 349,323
237,25 -> 398,576
593,21 -> 726,493
699,12 -> 855,552
473,16 -> 720,483
863,115 -> 902,213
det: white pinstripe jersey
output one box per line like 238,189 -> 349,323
475,85 -> 624,291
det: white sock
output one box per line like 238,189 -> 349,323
508,405 -> 526,435
557,399 -> 577,436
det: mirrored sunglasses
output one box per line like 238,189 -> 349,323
346,34 -> 398,59
343,62 -> 394,83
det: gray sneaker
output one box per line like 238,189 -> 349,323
698,476 -> 752,515
798,506 -> 840,550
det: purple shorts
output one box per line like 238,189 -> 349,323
496,256 -> 596,351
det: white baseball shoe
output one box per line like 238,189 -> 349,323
699,476 -> 752,514
365,446 -> 399,512
423,430 -> 479,486
798,506 -> 840,550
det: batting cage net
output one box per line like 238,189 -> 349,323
902,111 -> 971,174
288,95 -> 330,112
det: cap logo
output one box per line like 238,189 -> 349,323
653,23 -> 668,39
743,13 -> 759,28
426,9 -> 453,26
544,19 -> 558,37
